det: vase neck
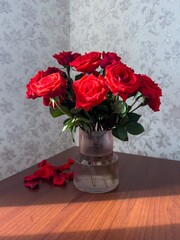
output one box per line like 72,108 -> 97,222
79,129 -> 113,159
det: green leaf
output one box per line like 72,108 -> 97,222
81,123 -> 90,131
49,107 -> 64,118
63,118 -> 73,125
117,115 -> 129,127
71,119 -> 83,127
62,124 -> 70,132
70,126 -> 76,142
83,111 -> 93,121
75,73 -> 83,80
101,115 -> 117,129
62,117 -> 91,132
50,98 -> 72,117
112,127 -> 128,141
96,104 -> 109,112
127,112 -> 141,122
60,105 -> 71,115
126,122 -> 144,135
112,100 -> 127,115
70,108 -> 81,114
76,117 -> 92,124
62,118 -> 73,131
62,98 -> 74,108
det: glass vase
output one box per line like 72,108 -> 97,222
73,128 -> 119,193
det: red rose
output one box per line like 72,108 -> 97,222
26,67 -> 65,99
26,72 -> 67,100
72,74 -> 109,111
53,51 -> 81,67
136,74 -> 162,111
105,63 -> 140,101
100,51 -> 121,68
26,70 -> 44,99
70,52 -> 101,73
43,67 -> 66,77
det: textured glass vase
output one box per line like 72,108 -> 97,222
73,128 -> 119,193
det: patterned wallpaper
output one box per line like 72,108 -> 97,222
70,0 -> 180,160
0,0 -> 72,180
0,0 -> 180,181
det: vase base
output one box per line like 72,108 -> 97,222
73,153 -> 119,193
73,178 -> 119,193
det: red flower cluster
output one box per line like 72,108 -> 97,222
24,159 -> 74,189
26,50 -> 162,140
26,51 -> 162,112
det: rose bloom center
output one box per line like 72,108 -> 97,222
117,72 -> 129,83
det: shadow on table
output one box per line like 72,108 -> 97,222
0,224 -> 179,240
0,149 -> 180,206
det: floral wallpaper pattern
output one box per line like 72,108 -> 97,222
70,0 -> 180,160
0,0 -> 180,181
0,0 -> 72,180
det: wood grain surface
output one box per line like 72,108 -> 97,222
0,147 -> 179,240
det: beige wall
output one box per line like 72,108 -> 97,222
0,0 -> 180,181
70,0 -> 180,160
0,0 -> 72,180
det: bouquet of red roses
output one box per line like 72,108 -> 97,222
26,51 -> 162,141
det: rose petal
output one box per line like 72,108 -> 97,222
61,163 -> 71,170
35,165 -> 54,180
24,173 -> 38,182
24,158 -> 75,188
24,181 -> 39,189
24,165 -> 54,182
53,175 -> 66,186
67,159 -> 75,165
37,159 -> 47,168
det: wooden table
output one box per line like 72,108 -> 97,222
0,147 -> 180,240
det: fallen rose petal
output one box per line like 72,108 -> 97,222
24,158 -> 75,189
24,173 -> 38,182
60,159 -> 74,170
53,176 -> 66,186
51,165 -> 63,172
67,159 -> 75,165
60,163 -> 71,170
35,165 -> 54,180
37,159 -> 47,168
24,181 -> 39,189
24,165 -> 54,182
